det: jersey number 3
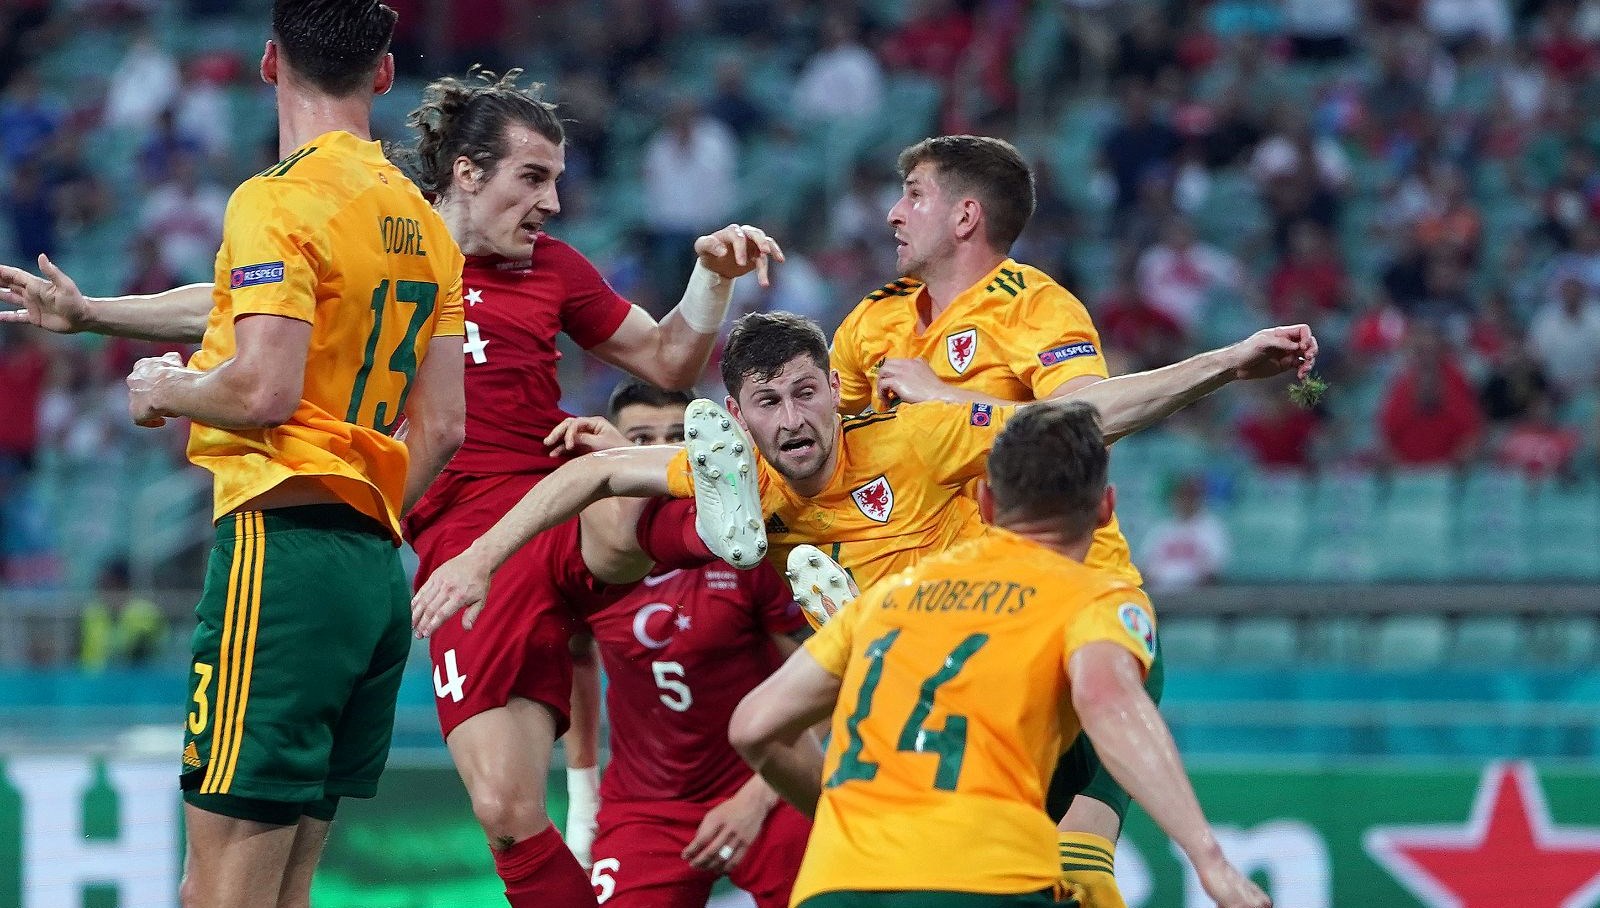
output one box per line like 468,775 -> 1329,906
827,630 -> 989,792
348,279 -> 438,435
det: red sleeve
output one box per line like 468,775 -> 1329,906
744,563 -> 807,636
548,238 -> 633,348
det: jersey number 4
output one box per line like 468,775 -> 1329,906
348,279 -> 438,435
826,629 -> 989,792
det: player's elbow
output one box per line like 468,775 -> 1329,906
728,691 -> 776,766
242,384 -> 301,427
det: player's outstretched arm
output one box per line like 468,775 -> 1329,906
400,336 -> 467,514
590,224 -> 783,389
1065,325 -> 1317,444
126,313 -> 310,429
0,255 -> 211,342
1070,643 -> 1271,908
410,445 -> 680,637
729,649 -> 835,818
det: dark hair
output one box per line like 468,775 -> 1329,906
987,402 -> 1107,539
271,0 -> 397,97
720,311 -> 830,399
402,67 -> 564,196
897,135 -> 1035,250
608,379 -> 693,420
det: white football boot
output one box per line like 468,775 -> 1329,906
684,399 -> 767,569
786,544 -> 859,629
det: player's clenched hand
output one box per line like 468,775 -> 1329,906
1196,858 -> 1271,908
681,782 -> 776,872
876,357 -> 950,405
695,224 -> 785,287
126,352 -> 186,428
0,254 -> 93,333
545,416 -> 630,457
411,548 -> 492,638
1226,324 -> 1318,382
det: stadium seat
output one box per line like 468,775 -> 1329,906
1368,615 -> 1450,668
1309,470 -> 1381,537
1527,616 -> 1599,665
1451,616 -> 1527,664
1303,616 -> 1368,664
1225,495 -> 1308,582
1157,617 -> 1225,666
1226,616 -> 1300,665
1303,536 -> 1381,583
1531,483 -> 1600,580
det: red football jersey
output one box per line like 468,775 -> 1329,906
439,233 -> 633,478
590,563 -> 806,804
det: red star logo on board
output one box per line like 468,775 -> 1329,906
1365,762 -> 1600,908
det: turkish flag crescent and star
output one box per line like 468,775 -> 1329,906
1365,762 -> 1600,908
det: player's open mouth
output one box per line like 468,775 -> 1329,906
779,438 -> 815,453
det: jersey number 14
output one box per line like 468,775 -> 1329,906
348,279 -> 438,435
827,630 -> 990,791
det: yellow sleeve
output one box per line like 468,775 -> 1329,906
899,400 -> 1017,487
219,180 -> 323,323
434,264 -> 466,338
665,448 -> 696,499
1012,285 -> 1108,399
1062,586 -> 1156,678
802,590 -> 860,677
831,304 -> 875,416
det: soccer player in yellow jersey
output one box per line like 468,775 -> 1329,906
728,402 -> 1269,908
829,135 -> 1186,904
6,3 -> 465,905
411,311 -> 1315,637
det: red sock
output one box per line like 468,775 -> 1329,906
636,498 -> 717,569
491,825 -> 596,908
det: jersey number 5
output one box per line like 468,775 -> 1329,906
826,630 -> 989,791
348,279 -> 438,435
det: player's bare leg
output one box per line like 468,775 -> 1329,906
447,697 -> 595,906
180,804 -> 298,908
274,816 -> 331,908
578,497 -> 656,585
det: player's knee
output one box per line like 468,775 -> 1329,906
178,871 -> 204,908
468,784 -> 551,842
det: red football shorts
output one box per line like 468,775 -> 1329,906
589,798 -> 810,908
408,470 -> 615,739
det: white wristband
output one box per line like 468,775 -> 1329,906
566,765 -> 601,816
676,261 -> 735,334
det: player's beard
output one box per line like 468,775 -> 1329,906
768,432 -> 834,486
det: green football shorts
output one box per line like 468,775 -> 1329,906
180,504 -> 409,814
1045,630 -> 1166,822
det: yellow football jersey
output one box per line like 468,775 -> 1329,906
793,530 -> 1157,905
666,401 -> 1012,593
188,130 -> 465,540
830,258 -> 1141,588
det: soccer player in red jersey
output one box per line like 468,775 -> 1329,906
0,71 -> 781,908
578,380 -> 813,907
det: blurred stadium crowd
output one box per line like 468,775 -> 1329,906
4,0 -> 1600,624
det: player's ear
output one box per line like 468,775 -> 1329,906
373,53 -> 395,97
261,40 -> 278,86
954,198 -> 982,242
1096,485 -> 1116,530
828,369 -> 841,408
976,479 -> 996,525
453,156 -> 481,193
725,395 -> 744,425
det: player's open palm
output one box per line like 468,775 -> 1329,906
682,783 -> 773,873
412,550 -> 490,637
0,254 -> 92,334
1198,860 -> 1271,908
695,224 -> 785,287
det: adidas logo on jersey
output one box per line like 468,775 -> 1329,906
182,742 -> 202,768
765,513 -> 789,534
